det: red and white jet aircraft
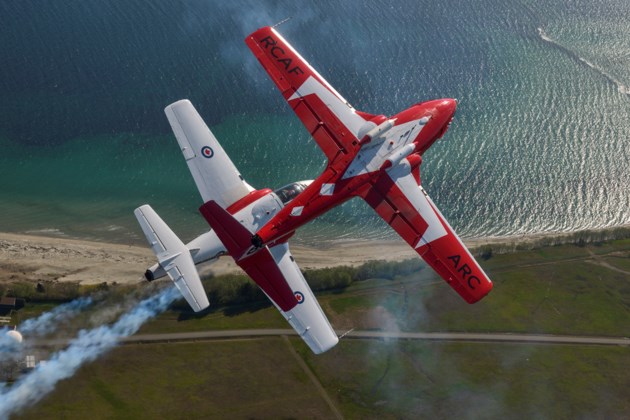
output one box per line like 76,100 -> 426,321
135,26 -> 492,354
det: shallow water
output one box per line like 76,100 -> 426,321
1,0 -> 628,245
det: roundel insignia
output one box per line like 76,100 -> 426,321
201,146 -> 214,158
294,291 -> 305,304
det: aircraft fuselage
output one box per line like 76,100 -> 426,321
251,99 -> 458,250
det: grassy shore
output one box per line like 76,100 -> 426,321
8,232 -> 630,419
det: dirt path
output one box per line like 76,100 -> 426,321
585,248 -> 630,275
281,335 -> 344,420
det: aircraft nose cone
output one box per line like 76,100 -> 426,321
432,98 -> 458,141
438,98 -> 457,117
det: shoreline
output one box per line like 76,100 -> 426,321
1,225 -> 629,285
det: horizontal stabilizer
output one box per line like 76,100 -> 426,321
134,205 -> 210,312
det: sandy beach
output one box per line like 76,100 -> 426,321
0,232 -> 417,286
1,227 -> 627,286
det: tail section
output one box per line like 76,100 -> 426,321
199,200 -> 256,261
134,205 -> 210,312
145,230 -> 227,282
199,200 -> 298,312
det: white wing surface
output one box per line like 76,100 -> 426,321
134,204 -> 210,312
164,100 -> 253,208
268,243 -> 339,354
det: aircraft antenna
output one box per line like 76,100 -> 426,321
338,328 -> 355,340
272,17 -> 292,28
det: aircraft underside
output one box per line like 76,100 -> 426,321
135,25 -> 492,354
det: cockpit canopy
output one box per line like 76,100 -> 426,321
274,180 -> 313,204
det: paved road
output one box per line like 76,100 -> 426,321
116,329 -> 629,346
34,329 -> 628,347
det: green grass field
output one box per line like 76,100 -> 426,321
15,339 -> 629,419
299,341 -> 629,418
16,339 -> 336,418
137,240 -> 630,338
9,239 -> 630,419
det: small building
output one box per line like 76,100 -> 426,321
0,297 -> 25,317
0,297 -> 16,316
25,355 -> 36,369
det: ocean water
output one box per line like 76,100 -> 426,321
0,0 -> 628,245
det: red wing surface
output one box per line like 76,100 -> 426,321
246,26 -> 366,162
360,164 -> 492,303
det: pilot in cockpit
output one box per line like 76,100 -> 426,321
274,181 -> 312,204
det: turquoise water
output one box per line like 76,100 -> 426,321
0,0 -> 628,244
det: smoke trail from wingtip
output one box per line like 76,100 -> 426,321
0,285 -> 179,417
19,296 -> 94,336
0,296 -> 94,357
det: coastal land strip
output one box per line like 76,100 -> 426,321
1,226 -> 628,286
3,227 -> 629,418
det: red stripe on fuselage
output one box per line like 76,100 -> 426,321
224,189 -> 273,215
255,169 -> 375,245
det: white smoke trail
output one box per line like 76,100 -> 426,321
0,296 -> 94,356
0,285 -> 179,417
19,296 -> 94,336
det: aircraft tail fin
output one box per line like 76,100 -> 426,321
199,200 -> 256,260
134,205 -> 210,312
199,200 -> 299,311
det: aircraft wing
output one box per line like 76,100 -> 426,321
134,205 -> 210,312
246,26 -> 366,162
267,243 -> 339,354
164,100 -> 253,208
200,200 -> 339,354
360,162 -> 493,303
